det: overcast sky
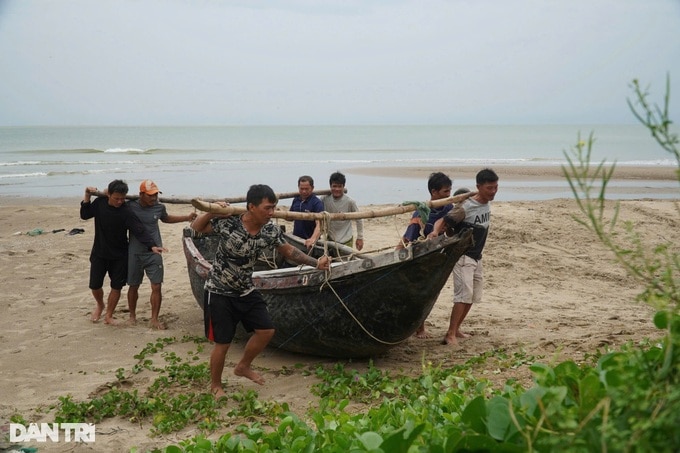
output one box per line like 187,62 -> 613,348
1,0 -> 678,126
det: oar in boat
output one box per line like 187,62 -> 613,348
190,191 -> 475,221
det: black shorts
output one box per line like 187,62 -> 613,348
203,290 -> 274,344
127,252 -> 164,286
89,255 -> 127,290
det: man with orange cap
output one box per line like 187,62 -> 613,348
127,180 -> 197,329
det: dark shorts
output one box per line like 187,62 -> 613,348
127,252 -> 164,286
203,290 -> 274,344
89,255 -> 127,290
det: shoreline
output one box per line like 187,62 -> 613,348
1,165 -> 677,206
346,164 -> 678,181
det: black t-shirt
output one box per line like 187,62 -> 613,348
80,197 -> 156,260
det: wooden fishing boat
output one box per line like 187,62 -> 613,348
182,225 -> 473,358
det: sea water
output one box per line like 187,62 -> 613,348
0,125 -> 676,204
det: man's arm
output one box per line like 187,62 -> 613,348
190,211 -> 216,234
305,220 -> 321,249
304,196 -> 325,248
351,199 -> 364,251
278,243 -> 330,270
163,211 -> 198,224
80,186 -> 98,220
429,205 -> 466,238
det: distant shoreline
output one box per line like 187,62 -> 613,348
346,164 -> 678,181
1,165 -> 676,206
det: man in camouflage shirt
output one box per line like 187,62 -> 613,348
191,184 -> 330,398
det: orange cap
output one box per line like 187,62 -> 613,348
139,180 -> 161,195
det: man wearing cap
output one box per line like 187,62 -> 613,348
126,180 -> 197,329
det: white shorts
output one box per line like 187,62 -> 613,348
453,255 -> 483,304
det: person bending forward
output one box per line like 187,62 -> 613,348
191,184 -> 330,398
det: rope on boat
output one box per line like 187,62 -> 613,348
323,279 -> 404,346
275,260 -> 408,350
275,209 -> 434,348
317,212 -> 403,346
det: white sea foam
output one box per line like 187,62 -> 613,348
0,171 -> 48,179
104,148 -> 148,153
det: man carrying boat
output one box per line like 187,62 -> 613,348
441,168 -> 499,345
126,180 -> 197,329
320,171 -> 364,250
191,184 -> 330,398
290,175 -> 324,248
398,172 -> 454,339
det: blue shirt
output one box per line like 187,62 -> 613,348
290,194 -> 323,239
403,204 -> 453,242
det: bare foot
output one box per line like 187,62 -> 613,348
414,330 -> 432,339
211,386 -> 227,400
90,304 -> 104,322
441,335 -> 458,345
456,331 -> 471,338
125,317 -> 138,326
104,317 -> 119,326
234,365 -> 265,385
149,319 -> 167,330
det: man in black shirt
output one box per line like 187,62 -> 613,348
80,179 -> 164,325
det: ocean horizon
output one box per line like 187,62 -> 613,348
1,125 -> 677,204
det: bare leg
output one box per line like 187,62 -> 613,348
414,322 -> 432,339
456,303 -> 473,338
442,303 -> 472,345
91,288 -> 105,322
234,329 -> 275,385
210,342 -> 230,398
148,282 -> 166,330
127,284 -> 139,325
104,288 -> 122,325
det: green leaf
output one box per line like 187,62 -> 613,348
578,373 -> 605,417
356,431 -> 383,450
380,424 -> 425,453
461,396 -> 487,434
486,396 -> 516,441
654,310 -> 669,329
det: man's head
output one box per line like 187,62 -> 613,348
246,184 -> 278,212
297,175 -> 315,200
139,179 -> 161,207
329,171 -> 346,199
475,168 -> 499,203
107,179 -> 128,208
427,172 -> 452,200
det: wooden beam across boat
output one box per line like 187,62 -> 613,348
190,191 -> 475,221
87,189 -> 336,204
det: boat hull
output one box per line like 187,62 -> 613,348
183,228 -> 472,358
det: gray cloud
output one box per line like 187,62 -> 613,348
1,0 -> 678,126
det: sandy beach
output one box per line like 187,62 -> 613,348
1,167 -> 678,452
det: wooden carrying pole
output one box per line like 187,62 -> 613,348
88,189 -> 336,204
191,191 -> 475,221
